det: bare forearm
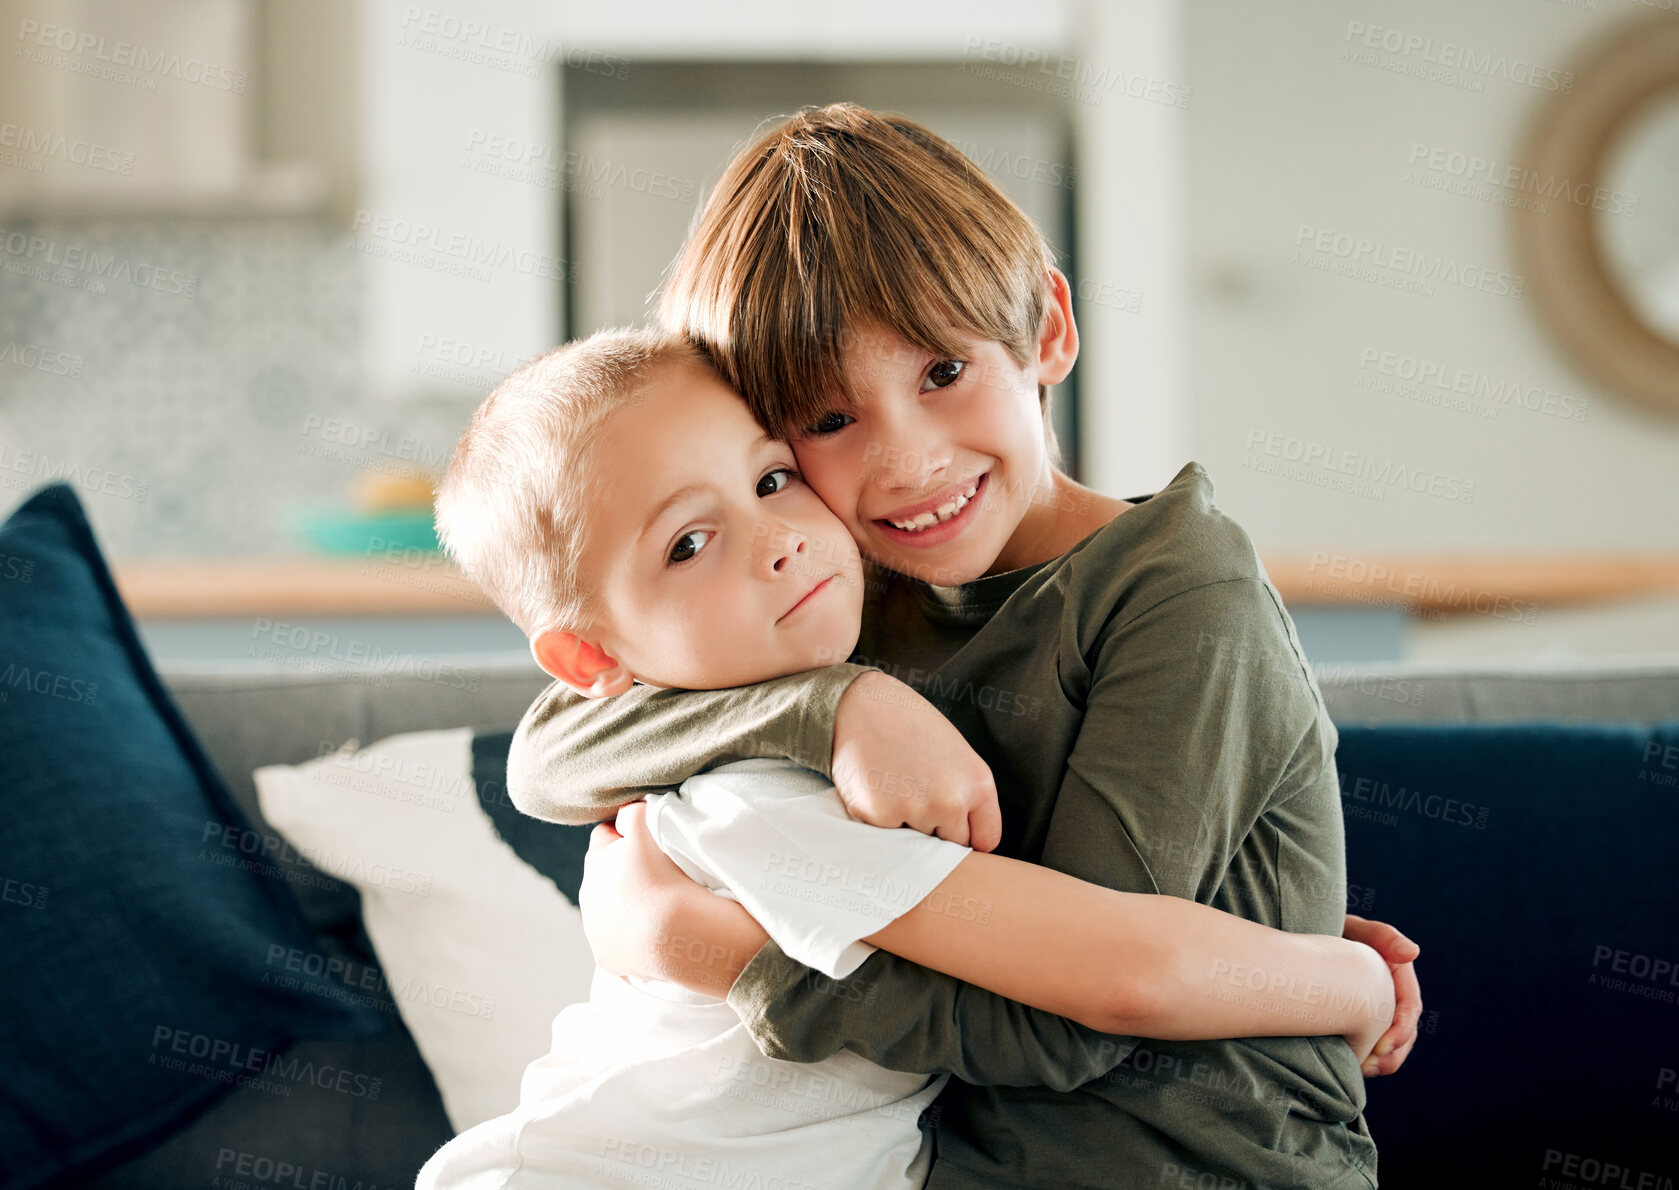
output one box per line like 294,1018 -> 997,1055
1133,897 -> 1391,1042
864,852 -> 1390,1040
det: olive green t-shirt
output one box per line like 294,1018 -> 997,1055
508,462 -> 1378,1189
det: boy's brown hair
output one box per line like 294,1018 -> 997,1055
434,328 -> 706,637
658,102 -> 1060,447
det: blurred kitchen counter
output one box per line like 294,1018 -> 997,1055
112,555 -> 1679,619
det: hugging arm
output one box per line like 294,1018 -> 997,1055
538,599 -> 1421,1075
508,664 -> 999,847
736,947 -> 1129,1091
587,802 -> 1130,1091
589,800 -> 1393,1086
506,663 -> 873,825
863,850 -> 1391,1059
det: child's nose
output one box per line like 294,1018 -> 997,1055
865,437 -> 953,488
872,458 -> 953,493
767,528 -> 807,572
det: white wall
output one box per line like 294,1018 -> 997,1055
536,0 -> 1068,59
355,0 -> 558,400
1183,0 -> 1679,552
1072,0 -> 1190,497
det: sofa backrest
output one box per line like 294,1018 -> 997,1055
158,657 -> 1679,827
161,658 -> 553,831
1315,659 -> 1679,725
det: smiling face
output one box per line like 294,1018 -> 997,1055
578,358 -> 865,690
788,322 -> 1066,587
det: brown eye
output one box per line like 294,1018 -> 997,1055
669,530 -> 707,564
926,360 -> 965,389
756,468 -> 796,498
806,411 -> 855,436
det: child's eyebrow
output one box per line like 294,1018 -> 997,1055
752,430 -> 801,457
636,432 -> 785,541
637,483 -> 709,542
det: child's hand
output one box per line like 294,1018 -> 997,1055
580,802 -> 769,996
579,802 -> 695,979
1342,914 -> 1422,1076
831,671 -> 1002,850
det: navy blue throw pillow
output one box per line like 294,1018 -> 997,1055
0,485 -> 386,1190
1339,722 -> 1679,1186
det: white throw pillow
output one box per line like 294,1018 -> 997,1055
254,728 -> 596,1132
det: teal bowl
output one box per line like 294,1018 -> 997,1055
296,509 -> 441,556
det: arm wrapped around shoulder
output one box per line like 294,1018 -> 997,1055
506,663 -> 876,824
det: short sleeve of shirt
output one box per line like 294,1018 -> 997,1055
643,758 -> 970,980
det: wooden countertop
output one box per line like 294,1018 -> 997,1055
110,555 -> 1679,619
114,557 -> 496,617
1262,555 -> 1679,615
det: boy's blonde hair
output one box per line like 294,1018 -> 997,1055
434,328 -> 707,637
658,102 -> 1060,451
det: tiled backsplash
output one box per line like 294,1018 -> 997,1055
0,217 -> 480,559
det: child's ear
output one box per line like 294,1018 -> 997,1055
1035,267 -> 1079,387
530,628 -> 634,698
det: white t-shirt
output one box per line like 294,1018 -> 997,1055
417,758 -> 971,1190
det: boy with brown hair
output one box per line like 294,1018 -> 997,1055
511,105 -> 1418,1187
